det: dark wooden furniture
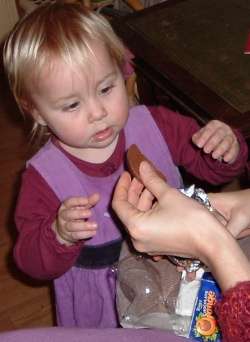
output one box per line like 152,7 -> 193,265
112,0 -> 250,138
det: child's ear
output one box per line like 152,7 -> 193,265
31,109 -> 47,126
20,99 -> 47,126
19,98 -> 31,113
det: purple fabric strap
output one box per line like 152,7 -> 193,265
27,140 -> 86,202
125,105 -> 182,188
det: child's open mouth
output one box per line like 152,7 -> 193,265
93,127 -> 113,142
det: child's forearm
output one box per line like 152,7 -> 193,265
14,219 -> 82,279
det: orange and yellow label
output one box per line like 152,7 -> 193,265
189,272 -> 221,341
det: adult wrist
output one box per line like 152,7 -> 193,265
203,231 -> 250,292
191,212 -> 226,266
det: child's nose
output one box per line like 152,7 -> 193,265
87,100 -> 107,123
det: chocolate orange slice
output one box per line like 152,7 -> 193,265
126,144 -> 166,182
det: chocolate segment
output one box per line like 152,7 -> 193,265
126,144 -> 166,182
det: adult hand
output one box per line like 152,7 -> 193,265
209,190 -> 250,239
112,161 -> 250,292
112,160 -> 223,265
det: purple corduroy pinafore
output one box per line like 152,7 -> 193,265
28,105 -> 182,328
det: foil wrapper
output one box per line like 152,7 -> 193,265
167,185 -> 225,273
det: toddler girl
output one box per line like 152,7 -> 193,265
3,2 -> 248,328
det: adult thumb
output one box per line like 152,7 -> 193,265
139,161 -> 170,199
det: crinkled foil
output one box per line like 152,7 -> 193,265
167,185 -> 225,273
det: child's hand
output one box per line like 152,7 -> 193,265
52,193 -> 100,245
192,120 -> 239,164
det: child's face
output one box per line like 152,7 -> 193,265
29,40 -> 129,162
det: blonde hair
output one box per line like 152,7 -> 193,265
3,2 -> 125,138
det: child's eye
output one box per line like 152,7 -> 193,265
63,101 -> 80,111
100,85 -> 114,95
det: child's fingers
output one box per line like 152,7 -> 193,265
209,136 -> 238,162
223,141 -> 239,163
62,193 -> 100,210
66,218 -> 97,232
60,207 -> 92,221
88,193 -> 100,207
65,221 -> 98,241
194,127 -> 238,162
209,135 -> 234,159
71,228 -> 97,241
63,196 -> 91,208
54,219 -> 98,244
201,128 -> 229,154
192,126 -> 213,149
192,121 -> 233,152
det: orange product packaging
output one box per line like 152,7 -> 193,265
188,272 -> 221,341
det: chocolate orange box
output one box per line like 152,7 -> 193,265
188,272 -> 221,341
